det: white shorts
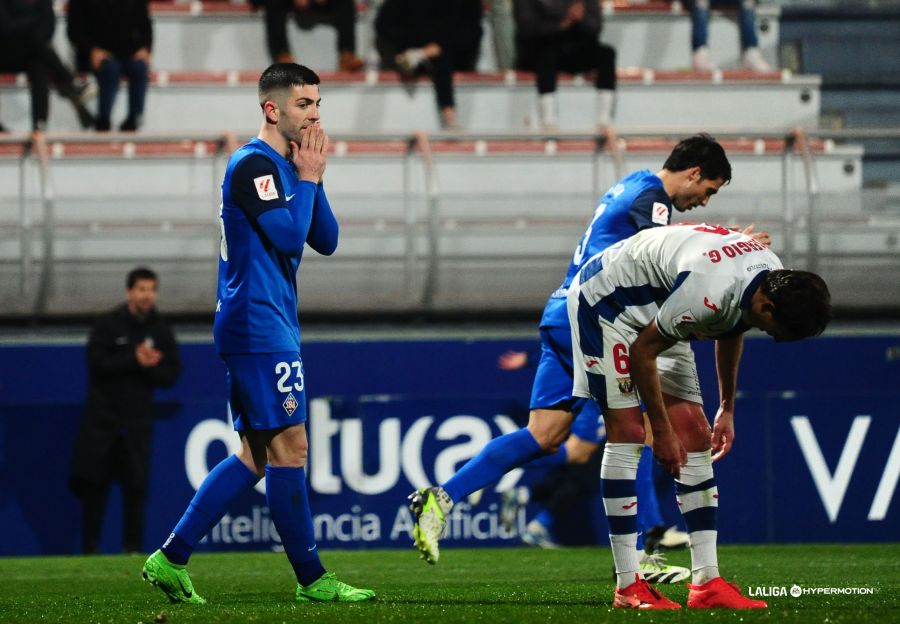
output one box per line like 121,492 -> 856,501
569,294 -> 702,409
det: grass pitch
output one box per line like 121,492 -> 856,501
0,544 -> 897,623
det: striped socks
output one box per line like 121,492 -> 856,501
601,442 -> 643,588
675,450 -> 720,585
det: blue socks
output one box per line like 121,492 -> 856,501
265,465 -> 326,587
534,509 -> 554,530
636,445 -> 664,533
442,428 -> 543,503
162,454 -> 260,565
523,444 -> 568,470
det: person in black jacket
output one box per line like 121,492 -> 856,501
513,0 -> 616,131
0,0 -> 94,130
250,0 -> 364,72
375,0 -> 483,129
69,267 -> 180,554
66,0 -> 152,131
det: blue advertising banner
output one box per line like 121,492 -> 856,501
0,333 -> 898,555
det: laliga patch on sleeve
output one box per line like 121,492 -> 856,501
253,174 -> 279,201
651,202 -> 669,225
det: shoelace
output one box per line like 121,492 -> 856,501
642,553 -> 668,569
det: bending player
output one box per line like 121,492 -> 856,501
569,223 -> 830,608
141,63 -> 374,605
409,134 -> 740,564
496,350 -> 690,582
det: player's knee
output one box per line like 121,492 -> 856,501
605,421 -> 645,444
566,442 -> 596,465
528,423 -> 569,451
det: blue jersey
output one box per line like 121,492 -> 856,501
539,169 -> 672,328
214,138 -> 329,354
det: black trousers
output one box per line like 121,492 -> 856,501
0,31 -> 79,130
517,31 -> 616,94
260,0 -> 357,61
74,436 -> 148,554
376,38 -> 479,110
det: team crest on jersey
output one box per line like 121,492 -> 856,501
617,377 -> 635,394
651,202 -> 669,225
253,174 -> 279,201
283,392 -> 299,416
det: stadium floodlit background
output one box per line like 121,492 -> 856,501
0,0 -> 898,622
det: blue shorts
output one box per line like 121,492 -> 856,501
223,351 -> 308,432
529,325 -> 605,444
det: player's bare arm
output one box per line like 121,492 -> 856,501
711,334 -> 743,461
630,320 -> 687,476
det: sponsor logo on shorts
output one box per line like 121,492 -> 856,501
283,392 -> 299,416
617,377 -> 634,394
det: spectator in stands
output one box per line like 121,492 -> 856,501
375,0 -> 483,130
0,0 -> 95,131
69,267 -> 181,554
690,0 -> 771,72
486,0 -> 516,71
513,0 -> 616,131
251,0 -> 365,72
67,0 -> 153,132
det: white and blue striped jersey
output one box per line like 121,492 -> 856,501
572,223 -> 783,341
540,169 -> 673,328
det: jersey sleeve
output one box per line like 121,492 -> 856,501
655,272 -> 731,341
629,186 -> 672,231
229,154 -> 288,222
306,183 -> 339,255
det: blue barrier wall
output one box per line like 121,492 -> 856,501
0,332 -> 898,555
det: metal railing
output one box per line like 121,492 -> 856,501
2,127 -> 899,317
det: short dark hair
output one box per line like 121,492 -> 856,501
662,133 -> 732,183
127,266 -> 158,289
762,269 -> 832,340
258,63 -> 320,109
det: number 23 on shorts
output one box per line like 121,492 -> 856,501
275,359 -> 305,393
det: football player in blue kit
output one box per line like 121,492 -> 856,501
142,63 -> 374,604
410,135 -> 743,566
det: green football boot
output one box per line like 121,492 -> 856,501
408,486 -> 452,564
296,572 -> 376,602
142,549 -> 206,604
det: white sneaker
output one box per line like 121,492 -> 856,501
692,46 -> 718,72
741,47 -> 772,73
658,526 -> 690,549
395,48 -> 427,74
639,552 -> 691,584
538,92 -> 559,130
499,486 -> 528,531
521,521 -> 560,549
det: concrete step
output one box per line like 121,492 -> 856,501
49,1 -> 781,74
0,133 -> 877,316
0,69 -> 821,133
